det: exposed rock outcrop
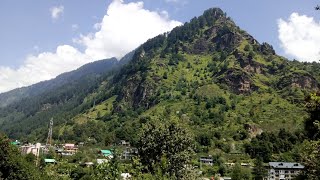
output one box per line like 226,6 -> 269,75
219,69 -> 258,94
277,73 -> 319,91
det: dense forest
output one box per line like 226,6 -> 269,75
1,7 -> 320,179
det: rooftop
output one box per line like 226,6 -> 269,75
11,141 -> 19,145
64,143 -> 75,147
44,159 -> 56,163
269,162 -> 304,169
101,150 -> 112,156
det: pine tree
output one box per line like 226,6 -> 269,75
253,158 -> 267,180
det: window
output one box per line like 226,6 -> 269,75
285,170 -> 289,174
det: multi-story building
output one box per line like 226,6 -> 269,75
62,143 -> 78,155
20,143 -> 43,157
266,162 -> 304,180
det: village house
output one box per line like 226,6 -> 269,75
44,159 -> 56,164
121,147 -> 138,160
20,143 -> 43,157
200,156 -> 214,166
62,143 -> 78,156
84,162 -> 94,167
265,162 -> 304,180
100,149 -> 113,159
120,140 -> 130,147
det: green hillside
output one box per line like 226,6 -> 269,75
0,7 -> 320,165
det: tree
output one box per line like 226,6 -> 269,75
92,150 -> 121,180
137,120 -> 195,178
297,140 -> 320,179
298,92 -> 320,179
253,158 -> 267,180
0,134 -> 44,179
305,92 -> 320,139
231,163 -> 252,180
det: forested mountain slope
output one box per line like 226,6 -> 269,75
1,8 -> 320,150
0,58 -> 119,107
0,55 -> 133,139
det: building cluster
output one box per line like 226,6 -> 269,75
56,143 -> 78,156
200,155 -> 305,180
13,139 -> 306,180
12,139 -> 138,165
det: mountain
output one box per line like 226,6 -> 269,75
0,54 -> 134,139
1,8 -> 320,148
0,58 -> 119,107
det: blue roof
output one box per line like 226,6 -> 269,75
101,150 -> 112,156
269,162 -> 304,169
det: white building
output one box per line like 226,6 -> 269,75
200,156 -> 214,166
20,143 -> 43,157
266,162 -> 304,180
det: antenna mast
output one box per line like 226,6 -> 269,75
46,118 -> 53,147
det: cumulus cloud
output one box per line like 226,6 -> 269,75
77,0 -> 181,60
0,0 -> 181,93
50,5 -> 64,20
0,45 -> 88,93
278,13 -> 320,62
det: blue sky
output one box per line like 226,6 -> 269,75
0,0 -> 319,92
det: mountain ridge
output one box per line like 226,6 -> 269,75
0,58 -> 119,107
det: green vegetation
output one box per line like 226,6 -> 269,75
231,163 -> 252,180
137,120 -> 195,178
0,134 -> 45,179
0,7 -> 320,179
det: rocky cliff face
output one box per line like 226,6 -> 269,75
234,51 -> 265,75
290,74 -> 318,90
277,73 -> 319,91
219,69 -> 258,94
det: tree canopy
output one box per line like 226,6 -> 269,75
0,134 -> 44,179
137,120 -> 195,178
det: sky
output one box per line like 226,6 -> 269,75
0,0 -> 319,93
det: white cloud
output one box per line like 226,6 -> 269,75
50,5 -> 64,20
77,0 -> 181,60
0,0 -> 181,93
278,13 -> 320,62
0,45 -> 89,93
